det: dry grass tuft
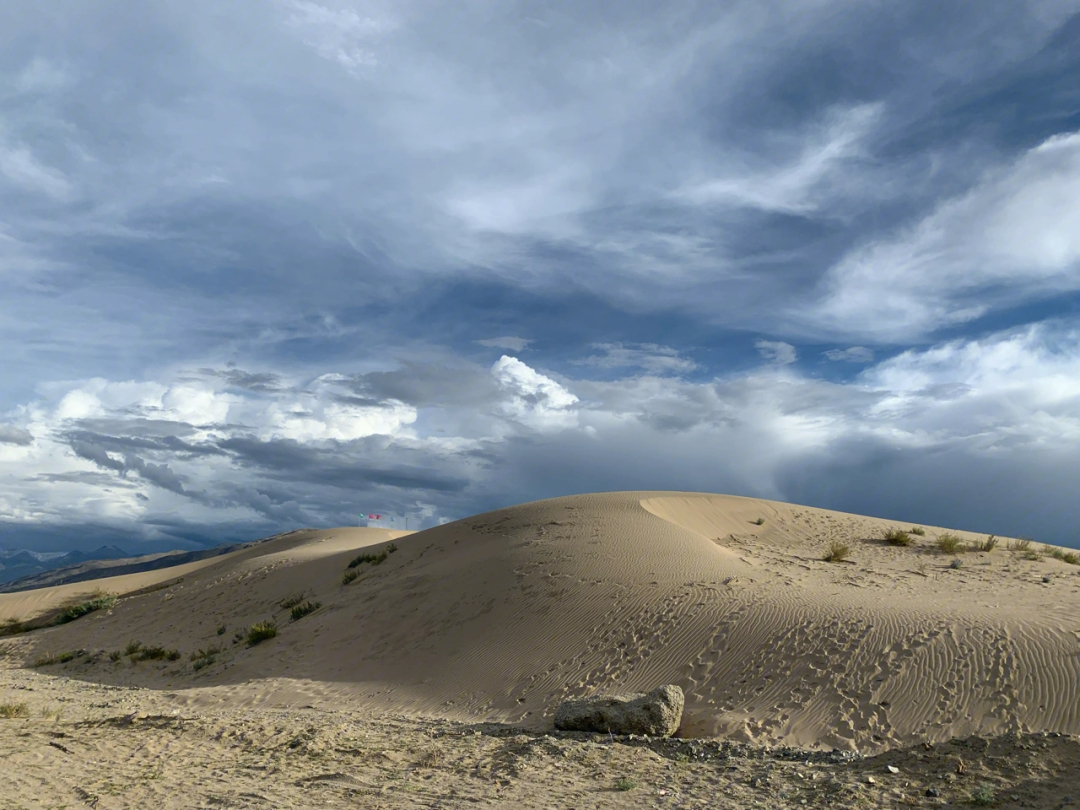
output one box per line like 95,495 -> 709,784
0,702 -> 29,719
247,621 -> 278,646
884,528 -> 913,547
936,533 -> 964,554
822,541 -> 851,562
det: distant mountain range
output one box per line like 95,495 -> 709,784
0,542 -> 268,592
0,545 -> 132,586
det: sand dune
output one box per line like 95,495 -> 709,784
3,492 -> 1080,755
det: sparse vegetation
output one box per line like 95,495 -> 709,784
884,528 -> 913,547
348,542 -> 399,569
949,558 -> 963,570
54,593 -> 117,625
33,649 -> 85,667
978,535 -> 998,552
1022,550 -> 1041,561
614,777 -> 638,791
0,702 -> 29,719
971,782 -> 996,806
1045,546 -> 1080,565
342,569 -> 359,585
247,621 -> 278,646
191,645 -> 222,672
290,600 -> 321,622
909,527 -> 926,536
752,517 -> 765,525
1008,537 -> 1033,553
131,645 -> 181,662
125,640 -> 143,656
0,618 -> 25,636
109,650 -> 122,662
936,533 -> 964,554
216,624 -> 227,636
279,593 -> 306,610
822,541 -> 851,563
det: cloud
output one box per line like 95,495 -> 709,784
808,130 -> 1080,341
0,425 -> 33,445
824,346 -> 874,363
477,336 -> 532,352
491,356 -> 579,432
755,340 -> 797,365
573,343 -> 697,375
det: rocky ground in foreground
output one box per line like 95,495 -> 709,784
1,670 -> 1079,809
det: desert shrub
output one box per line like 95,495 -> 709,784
190,645 -> 221,671
216,624 -> 227,636
387,542 -> 398,554
124,640 -> 143,656
1022,549 -> 1041,561
54,594 -> 117,625
0,618 -> 24,637
246,621 -> 277,646
109,650 -> 121,662
341,569 -> 359,585
0,702 -> 29,719
884,528 -> 912,547
949,559 -> 963,570
279,593 -> 306,610
33,650 -> 85,667
1008,537 -> 1032,553
822,541 -> 851,562
978,535 -> 998,552
1046,546 -> 1080,565
936,533 -> 964,554
348,550 -> 387,568
752,517 -> 765,526
614,777 -> 638,791
289,601 -> 321,622
132,646 -> 180,662
971,783 -> 995,806
909,527 -> 926,536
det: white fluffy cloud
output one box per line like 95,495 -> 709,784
490,356 -> 579,432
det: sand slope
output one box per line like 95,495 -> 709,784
3,492 -> 1079,753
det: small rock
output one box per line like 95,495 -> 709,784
886,765 -> 900,774
926,787 -> 941,797
866,776 -> 876,785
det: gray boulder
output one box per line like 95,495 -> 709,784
553,684 -> 684,737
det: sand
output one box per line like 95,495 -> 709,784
2,491 -> 1080,807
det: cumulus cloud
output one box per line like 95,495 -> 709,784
490,356 -> 579,432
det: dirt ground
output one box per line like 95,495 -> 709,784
2,668 -> 1079,810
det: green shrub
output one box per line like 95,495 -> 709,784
341,569 -> 359,585
822,541 -> 851,562
216,624 -> 227,636
0,702 -> 29,719
190,645 -> 221,671
614,777 -> 638,791
246,621 -> 277,646
949,558 -> 963,570
884,528 -> 912,547
290,601 -> 321,622
971,782 -> 995,806
109,650 -> 121,662
132,646 -> 180,662
0,618 -> 24,637
1008,537 -> 1032,553
936,533 -> 964,554
348,542 -> 398,569
124,640 -> 143,656
752,517 -> 765,526
909,527 -> 926,536
54,594 -> 117,625
1023,549 -> 1041,561
192,655 -> 216,672
279,593 -> 306,610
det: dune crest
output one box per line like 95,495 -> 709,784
3,492 -> 1079,753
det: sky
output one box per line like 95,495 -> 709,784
2,1 -> 1080,552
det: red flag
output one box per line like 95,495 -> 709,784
376,514 -> 381,519
368,513 -> 375,519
